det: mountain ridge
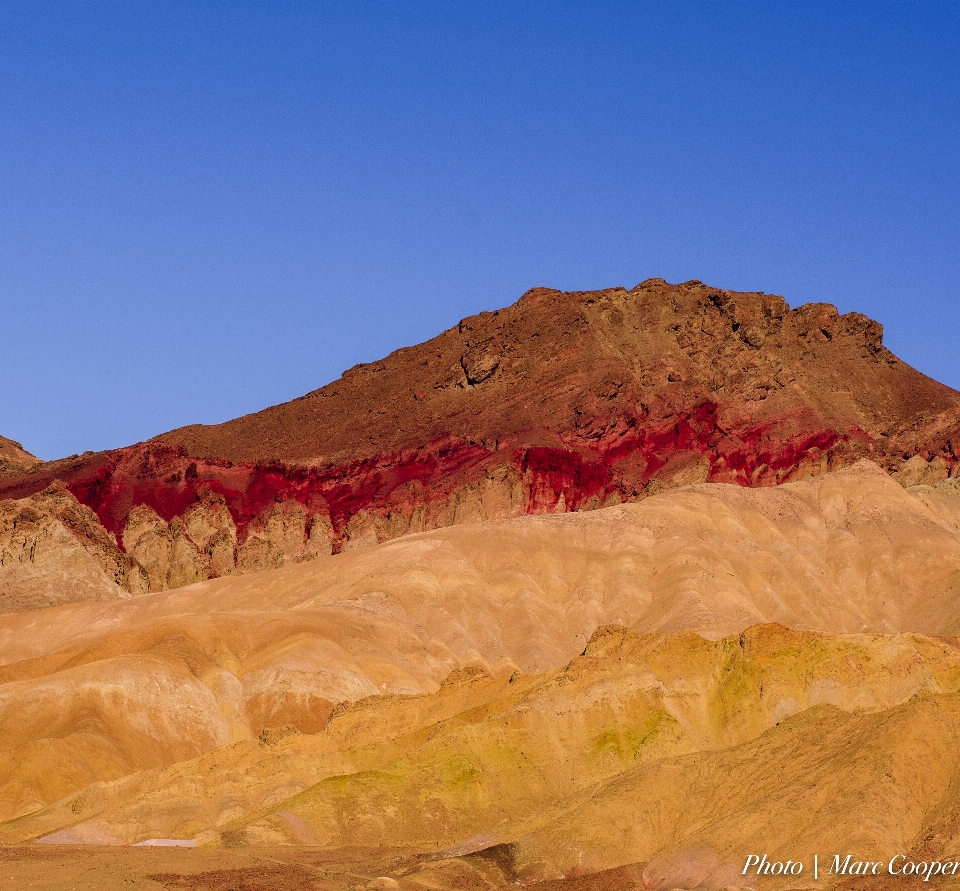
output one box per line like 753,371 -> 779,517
2,278 -> 958,594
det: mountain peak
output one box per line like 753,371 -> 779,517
1,279 -> 957,591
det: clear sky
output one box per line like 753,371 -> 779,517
2,2 -> 958,460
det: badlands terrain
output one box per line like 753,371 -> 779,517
2,280 -> 960,890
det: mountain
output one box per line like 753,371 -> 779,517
2,279 -> 959,891
1,278 -> 958,596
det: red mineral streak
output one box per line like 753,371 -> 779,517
0,409 -> 871,555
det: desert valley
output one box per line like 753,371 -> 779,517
3,278 -> 960,891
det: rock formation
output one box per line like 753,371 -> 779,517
0,435 -> 40,475
0,482 -> 144,611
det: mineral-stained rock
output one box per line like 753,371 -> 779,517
122,489 -> 242,590
237,500 -> 310,572
235,533 -> 283,574
166,516 -> 207,589
122,505 -> 209,591
29,481 -> 147,594
181,488 -> 237,578
2,279 -> 959,593
304,514 -> 334,559
341,509 -> 380,552
122,504 -> 174,592
894,454 -> 952,487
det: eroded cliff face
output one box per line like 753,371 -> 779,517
2,279 -> 959,596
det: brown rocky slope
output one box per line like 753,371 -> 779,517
2,279 -> 959,598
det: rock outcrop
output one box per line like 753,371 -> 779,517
0,435 -> 40,475
2,279 -> 959,595
0,483 -> 142,611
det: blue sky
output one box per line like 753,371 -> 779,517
2,2 -> 958,460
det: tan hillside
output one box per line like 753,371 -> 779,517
0,462 -> 958,878
5,624 -> 960,891
1,462 -> 959,887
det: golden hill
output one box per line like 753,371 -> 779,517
5,624 -> 960,891
2,462 -> 960,888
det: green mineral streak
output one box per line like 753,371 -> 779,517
591,709 -> 677,762
437,755 -> 483,790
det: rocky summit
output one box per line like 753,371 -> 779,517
2,279 -> 958,597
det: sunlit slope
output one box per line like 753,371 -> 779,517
1,460 -> 960,840
3,460 -> 960,669
232,626 -> 960,856
5,624 -> 960,891
502,697 -> 960,888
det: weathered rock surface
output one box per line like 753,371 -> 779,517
226,629 -> 960,888
0,483 -> 142,611
121,487 -> 241,592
